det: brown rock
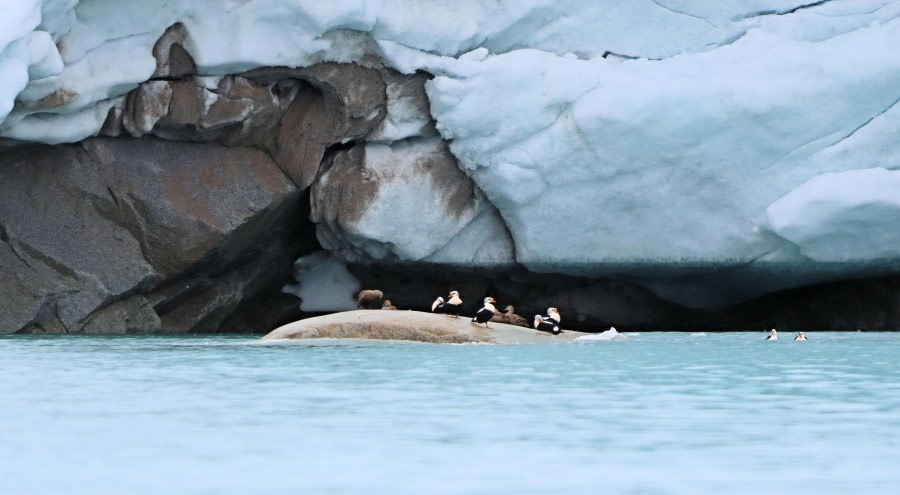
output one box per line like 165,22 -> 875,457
0,136 -> 314,334
122,81 -> 172,137
151,23 -> 196,79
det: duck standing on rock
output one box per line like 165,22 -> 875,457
471,297 -> 497,328
432,291 -> 463,317
534,307 -> 562,335
491,305 -> 529,327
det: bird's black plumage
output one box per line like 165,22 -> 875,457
472,308 -> 494,324
444,303 -> 462,317
433,291 -> 463,317
533,308 -> 562,335
534,317 -> 561,335
471,297 -> 497,327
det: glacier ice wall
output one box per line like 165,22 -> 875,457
3,0 -> 900,310
425,23 -> 900,268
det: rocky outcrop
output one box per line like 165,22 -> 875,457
95,58 -> 507,269
97,61 -> 393,188
260,310 -> 589,344
0,39 -> 513,333
0,137 -> 313,333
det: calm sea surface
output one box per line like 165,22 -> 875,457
2,332 -> 898,494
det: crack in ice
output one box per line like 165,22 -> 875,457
732,0 -> 837,21
649,0 -> 716,28
826,94 -> 900,148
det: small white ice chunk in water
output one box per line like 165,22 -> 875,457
576,326 -> 626,341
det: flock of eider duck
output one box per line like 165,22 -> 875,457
357,289 -> 564,335
766,329 -> 808,341
357,290 -> 813,340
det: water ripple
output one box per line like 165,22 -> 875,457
2,332 -> 899,494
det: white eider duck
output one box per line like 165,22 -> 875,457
432,291 -> 463,317
431,296 -> 444,312
471,297 -> 497,328
766,328 -> 778,340
534,307 -> 562,335
794,332 -> 807,341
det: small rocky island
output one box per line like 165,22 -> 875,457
260,310 -> 591,344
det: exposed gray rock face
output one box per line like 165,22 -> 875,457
236,63 -> 389,188
100,61 -> 390,187
151,22 -> 197,80
1,48 -> 510,333
0,137 -> 311,333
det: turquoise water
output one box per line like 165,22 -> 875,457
2,332 -> 898,494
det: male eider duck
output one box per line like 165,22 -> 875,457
471,297 -> 497,328
766,328 -> 778,340
794,332 -> 807,341
534,307 -> 562,335
491,305 -> 529,327
432,291 -> 463,317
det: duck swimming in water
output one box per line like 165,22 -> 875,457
766,328 -> 778,340
794,332 -> 807,341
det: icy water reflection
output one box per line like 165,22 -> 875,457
2,332 -> 899,494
